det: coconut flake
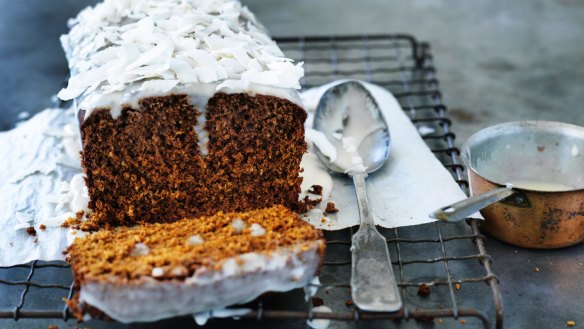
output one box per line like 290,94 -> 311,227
139,79 -> 179,92
14,212 -> 34,231
231,218 -> 246,234
170,59 -> 198,83
151,267 -> 165,277
58,0 -> 304,114
195,67 -> 219,83
249,223 -> 266,237
131,243 -> 150,256
186,235 -> 204,246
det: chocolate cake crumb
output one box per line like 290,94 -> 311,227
308,185 -> 323,196
61,212 -> 84,228
417,283 -> 431,296
311,297 -> 324,307
303,195 -> 322,207
325,202 -> 339,214
39,224 -> 47,230
61,211 -> 99,232
345,300 -> 354,307
26,226 -> 37,237
48,325 -> 59,329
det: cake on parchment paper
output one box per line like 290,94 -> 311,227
58,0 -> 325,322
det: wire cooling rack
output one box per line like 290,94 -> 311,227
0,35 -> 503,329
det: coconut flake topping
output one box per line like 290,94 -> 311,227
58,0 -> 303,104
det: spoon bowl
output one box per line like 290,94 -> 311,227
313,81 -> 391,175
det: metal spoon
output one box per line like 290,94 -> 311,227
313,81 -> 402,312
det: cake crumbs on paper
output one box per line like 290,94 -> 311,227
311,297 -> 324,307
566,320 -> 576,326
303,195 -> 322,207
308,185 -> 323,196
299,195 -> 323,213
60,211 -> 84,228
418,283 -> 431,296
61,211 -> 100,232
324,202 -> 339,214
39,224 -> 47,230
26,226 -> 37,237
34,238 -> 39,243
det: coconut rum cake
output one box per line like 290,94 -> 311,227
66,206 -> 326,322
58,0 -> 307,227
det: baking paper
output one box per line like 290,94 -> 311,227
0,108 -> 84,266
299,81 -> 473,230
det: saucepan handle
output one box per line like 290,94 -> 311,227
429,187 -> 516,222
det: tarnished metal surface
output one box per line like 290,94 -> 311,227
471,170 -> 584,249
463,121 -> 584,248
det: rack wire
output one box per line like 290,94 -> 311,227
0,34 -> 503,328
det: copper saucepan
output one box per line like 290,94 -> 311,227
431,121 -> 584,249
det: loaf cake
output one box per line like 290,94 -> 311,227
66,206 -> 326,322
58,0 -> 307,227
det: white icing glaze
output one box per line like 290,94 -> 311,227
79,242 -> 323,323
305,129 -> 337,163
307,306 -> 332,329
193,308 -> 251,326
298,153 -> 333,202
304,276 -> 321,301
59,0 -> 304,120
417,125 -> 436,136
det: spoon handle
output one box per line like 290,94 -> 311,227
350,173 -> 402,312
429,187 -> 516,222
352,173 -> 375,227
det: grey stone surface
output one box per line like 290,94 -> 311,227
244,0 -> 584,143
1,1 -> 583,328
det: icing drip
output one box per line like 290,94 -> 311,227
307,306 -> 332,329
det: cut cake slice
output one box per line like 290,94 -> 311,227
66,205 -> 325,323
